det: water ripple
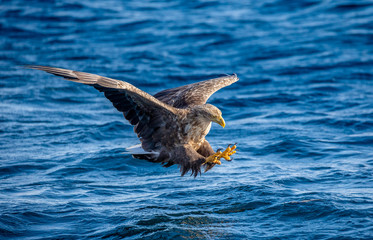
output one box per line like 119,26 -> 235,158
1,0 -> 373,239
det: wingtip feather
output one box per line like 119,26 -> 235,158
23,65 -> 43,70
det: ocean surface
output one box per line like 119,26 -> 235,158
1,0 -> 373,239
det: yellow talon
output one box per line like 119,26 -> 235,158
213,159 -> 221,165
203,144 -> 237,165
220,144 -> 237,161
203,151 -> 222,165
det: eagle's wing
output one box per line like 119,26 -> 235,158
153,74 -> 238,108
27,65 -> 179,152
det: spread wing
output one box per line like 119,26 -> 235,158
153,74 -> 238,108
26,65 -> 180,152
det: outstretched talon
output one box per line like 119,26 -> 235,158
203,143 -> 237,166
219,144 -> 237,161
204,150 -> 223,165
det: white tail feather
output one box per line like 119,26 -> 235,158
125,144 -> 160,156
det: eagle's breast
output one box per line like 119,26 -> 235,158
181,118 -> 211,150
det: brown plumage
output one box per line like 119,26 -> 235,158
27,65 -> 238,177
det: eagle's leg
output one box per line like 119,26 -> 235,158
197,140 -> 221,172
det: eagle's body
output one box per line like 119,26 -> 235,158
28,65 -> 238,176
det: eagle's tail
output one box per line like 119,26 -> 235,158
125,144 -> 159,161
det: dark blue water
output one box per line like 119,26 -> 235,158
1,0 -> 373,239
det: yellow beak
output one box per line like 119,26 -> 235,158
216,116 -> 226,128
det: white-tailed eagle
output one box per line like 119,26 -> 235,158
27,66 -> 238,177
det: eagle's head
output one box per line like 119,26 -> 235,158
193,104 -> 225,128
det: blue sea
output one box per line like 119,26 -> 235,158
1,0 -> 373,239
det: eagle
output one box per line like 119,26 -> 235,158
27,66 -> 238,177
